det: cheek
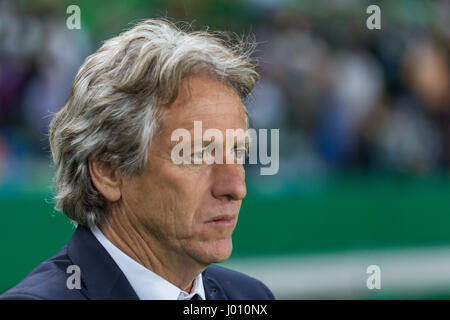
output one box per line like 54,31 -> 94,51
120,167 -> 180,236
158,166 -> 211,235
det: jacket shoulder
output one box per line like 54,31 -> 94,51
204,264 -> 275,300
0,246 -> 86,300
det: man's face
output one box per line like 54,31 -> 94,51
119,74 -> 247,266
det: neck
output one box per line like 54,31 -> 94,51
98,206 -> 204,293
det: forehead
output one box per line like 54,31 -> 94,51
159,74 -> 247,132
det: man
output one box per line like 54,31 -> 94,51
0,19 -> 274,300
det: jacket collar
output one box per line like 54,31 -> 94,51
201,268 -> 228,300
67,225 -> 139,300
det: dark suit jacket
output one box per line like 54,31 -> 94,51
0,226 -> 275,300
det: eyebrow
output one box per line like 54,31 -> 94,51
191,137 -> 249,151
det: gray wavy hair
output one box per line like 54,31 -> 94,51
48,19 -> 259,227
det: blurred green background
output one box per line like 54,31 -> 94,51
0,0 -> 449,298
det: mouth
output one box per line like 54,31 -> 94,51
205,214 -> 236,226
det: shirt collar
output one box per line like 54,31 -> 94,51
90,225 -> 205,300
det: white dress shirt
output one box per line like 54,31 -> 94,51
90,225 -> 206,300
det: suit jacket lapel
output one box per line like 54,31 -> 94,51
67,225 -> 139,300
202,268 -> 228,300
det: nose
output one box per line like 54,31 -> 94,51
211,163 -> 247,201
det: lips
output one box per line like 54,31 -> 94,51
206,214 -> 236,225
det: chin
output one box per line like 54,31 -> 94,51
194,238 -> 233,264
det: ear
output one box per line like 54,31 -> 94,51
89,159 -> 122,202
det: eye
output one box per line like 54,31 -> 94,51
190,148 -> 215,164
233,148 -> 248,162
191,149 -> 205,162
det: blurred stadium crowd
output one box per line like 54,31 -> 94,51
0,0 -> 448,189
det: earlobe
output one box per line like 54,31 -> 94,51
89,160 -> 122,202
